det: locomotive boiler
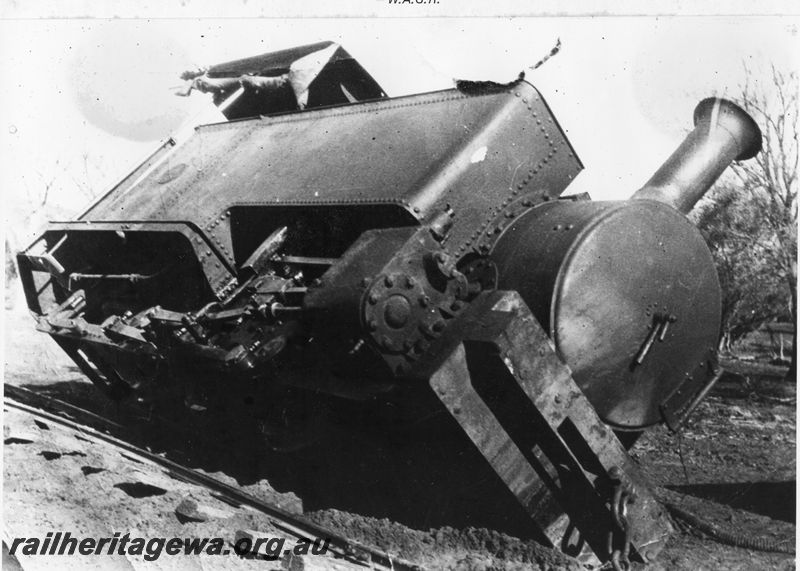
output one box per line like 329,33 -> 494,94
18,42 -> 762,566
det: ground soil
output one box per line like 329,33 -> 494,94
3,304 -> 796,570
635,370 -> 796,570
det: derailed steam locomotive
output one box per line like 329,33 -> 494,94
18,42 -> 762,565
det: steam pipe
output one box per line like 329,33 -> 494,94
631,97 -> 762,214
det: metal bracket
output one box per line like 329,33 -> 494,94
660,349 -> 721,431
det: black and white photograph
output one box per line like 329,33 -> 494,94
2,3 -> 797,570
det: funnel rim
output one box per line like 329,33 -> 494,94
694,97 -> 763,161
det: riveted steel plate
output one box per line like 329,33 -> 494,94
83,81 -> 581,255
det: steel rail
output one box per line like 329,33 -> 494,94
3,384 -> 423,571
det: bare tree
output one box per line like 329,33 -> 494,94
737,65 -> 798,379
695,65 -> 798,379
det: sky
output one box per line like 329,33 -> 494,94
1,15 -> 798,248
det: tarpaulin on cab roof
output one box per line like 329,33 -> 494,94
183,41 -> 386,119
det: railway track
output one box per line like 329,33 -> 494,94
3,383 -> 423,571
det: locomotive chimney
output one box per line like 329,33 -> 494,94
631,97 -> 762,214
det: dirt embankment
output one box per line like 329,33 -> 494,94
3,304 -> 796,570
